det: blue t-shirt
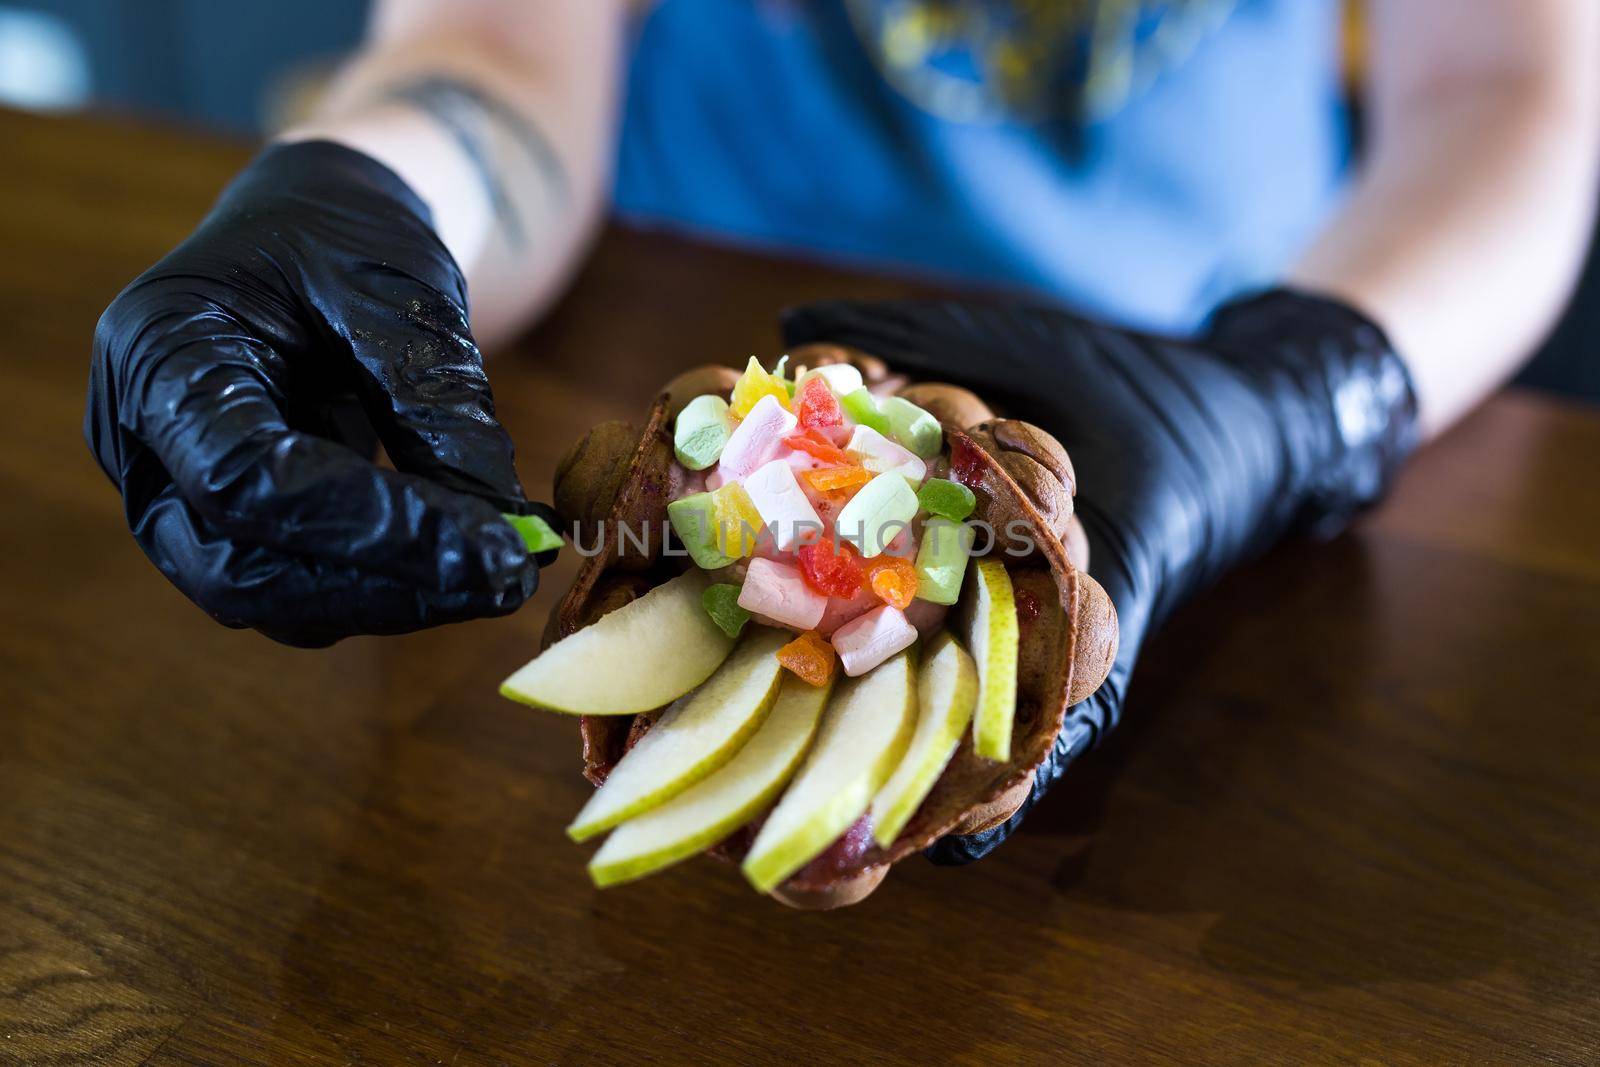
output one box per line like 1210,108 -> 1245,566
613,0 -> 1348,334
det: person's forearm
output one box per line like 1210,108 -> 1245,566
280,1 -> 626,347
1290,0 -> 1600,438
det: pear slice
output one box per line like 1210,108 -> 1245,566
869,633 -> 979,846
566,628 -> 788,841
500,570 -> 733,715
963,559 -> 1019,761
742,651 -> 917,893
587,674 -> 833,887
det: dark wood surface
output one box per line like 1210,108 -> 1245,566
4,108 -> 1598,1065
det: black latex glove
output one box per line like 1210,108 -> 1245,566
86,141 -> 556,647
783,290 -> 1419,863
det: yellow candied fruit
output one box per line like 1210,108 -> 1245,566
711,482 -> 764,558
729,355 -> 792,417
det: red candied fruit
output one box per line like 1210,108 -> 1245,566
795,377 -> 844,432
797,536 -> 865,598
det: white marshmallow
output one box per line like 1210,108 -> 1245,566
718,394 -> 798,482
846,425 -> 926,484
831,605 -> 919,677
737,558 -> 827,632
743,459 -> 824,552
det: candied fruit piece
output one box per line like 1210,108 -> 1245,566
803,464 -> 872,492
795,377 -> 844,432
797,536 -> 866,598
867,554 -> 918,610
730,356 -> 791,417
916,477 -> 977,522
702,583 -> 750,639
784,429 -> 851,465
776,631 -> 838,688
711,482 -> 765,558
502,512 -> 563,553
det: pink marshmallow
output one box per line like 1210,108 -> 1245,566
717,395 -> 798,483
831,605 -> 918,677
738,558 -> 826,632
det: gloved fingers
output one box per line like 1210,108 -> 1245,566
783,300 -> 1010,386
292,392 -> 380,461
339,266 -> 527,509
925,507 -> 1145,865
784,299 -> 1084,389
924,711 -> 1101,866
129,479 -> 537,647
127,329 -> 535,597
782,299 -> 1151,447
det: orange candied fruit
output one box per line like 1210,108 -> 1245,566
803,464 -> 872,492
784,429 -> 852,465
776,631 -> 838,688
868,555 -> 918,610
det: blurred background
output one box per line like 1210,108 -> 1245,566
3,0 -> 1595,402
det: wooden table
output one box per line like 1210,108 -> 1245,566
4,109 -> 1598,1065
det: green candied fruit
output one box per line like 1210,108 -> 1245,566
503,512 -> 564,553
916,478 -> 977,522
673,394 -> 734,471
841,387 -> 890,436
914,517 -> 973,605
880,396 -> 942,458
702,583 -> 751,640
667,493 -> 738,570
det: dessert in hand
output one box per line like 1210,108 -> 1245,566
501,347 -> 1118,908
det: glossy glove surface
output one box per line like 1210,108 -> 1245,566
87,141 -> 554,647
783,290 -> 1419,862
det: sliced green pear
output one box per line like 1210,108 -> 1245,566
962,559 -> 1020,761
869,633 -> 978,846
742,651 -> 917,893
587,674 -> 833,887
567,628 -> 788,841
500,570 -> 732,715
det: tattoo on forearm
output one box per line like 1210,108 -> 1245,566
382,75 -> 568,250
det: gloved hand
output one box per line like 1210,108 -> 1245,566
782,290 -> 1419,863
86,141 -> 557,647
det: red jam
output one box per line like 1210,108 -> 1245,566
948,437 -> 986,489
